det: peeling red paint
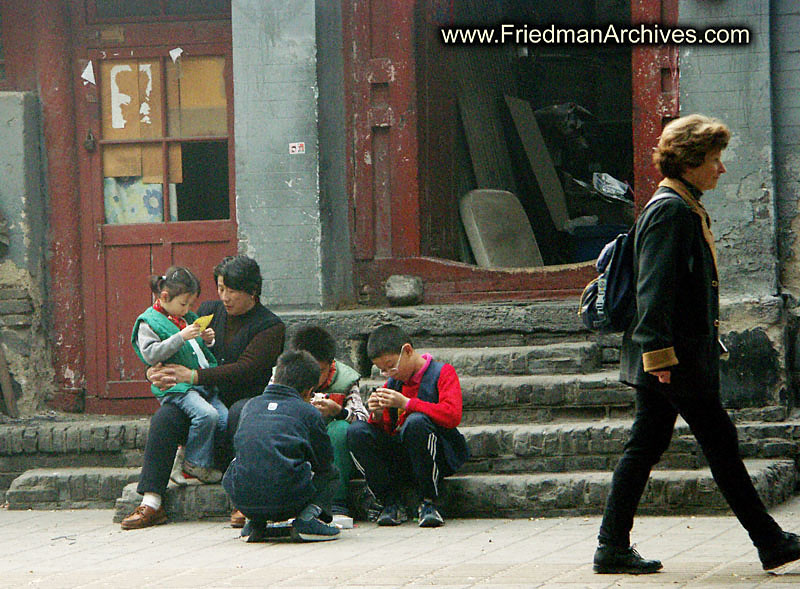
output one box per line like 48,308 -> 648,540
36,0 -> 86,403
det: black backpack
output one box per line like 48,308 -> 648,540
578,188 -> 680,333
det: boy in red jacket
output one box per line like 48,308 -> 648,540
347,324 -> 469,527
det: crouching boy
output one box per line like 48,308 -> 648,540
347,324 -> 469,527
222,350 -> 340,542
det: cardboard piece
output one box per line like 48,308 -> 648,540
504,95 -> 569,231
460,189 -> 544,268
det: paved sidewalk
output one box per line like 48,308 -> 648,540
2,497 -> 800,588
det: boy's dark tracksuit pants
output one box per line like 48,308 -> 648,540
348,412 -> 453,504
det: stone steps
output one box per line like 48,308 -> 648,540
461,421 -> 800,474
111,459 -> 797,522
363,370 -> 633,424
6,467 -> 141,510
369,342 -> 603,377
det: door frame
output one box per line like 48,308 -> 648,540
48,2 -> 235,413
342,0 -> 679,304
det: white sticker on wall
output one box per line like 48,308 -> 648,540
289,142 -> 306,154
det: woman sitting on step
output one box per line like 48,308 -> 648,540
121,255 -> 285,530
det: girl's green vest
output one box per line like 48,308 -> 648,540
131,307 -> 218,398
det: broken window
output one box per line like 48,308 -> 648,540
99,55 -> 229,224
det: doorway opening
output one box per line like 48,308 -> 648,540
417,0 -> 634,269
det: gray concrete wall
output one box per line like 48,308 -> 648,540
679,1 -> 777,297
678,3 -> 785,406
316,0 -> 355,308
0,93 -> 47,280
0,92 -> 56,414
772,1 -> 800,296
231,1 -> 323,308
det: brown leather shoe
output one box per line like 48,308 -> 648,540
120,505 -> 167,530
230,509 -> 246,528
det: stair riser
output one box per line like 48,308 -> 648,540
370,345 -> 604,377
112,460 -> 798,521
440,462 -> 798,518
6,469 -> 141,510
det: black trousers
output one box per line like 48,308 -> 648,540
347,412 -> 452,504
137,397 -> 248,496
598,384 -> 783,549
239,468 -> 338,524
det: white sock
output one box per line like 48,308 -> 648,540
142,492 -> 162,511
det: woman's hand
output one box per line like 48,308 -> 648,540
650,370 -> 671,384
201,328 -> 215,345
312,395 -> 342,418
148,363 -> 194,390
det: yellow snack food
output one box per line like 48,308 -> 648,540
193,314 -> 214,330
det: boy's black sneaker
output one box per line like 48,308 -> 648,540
243,519 -> 293,541
291,517 -> 340,542
759,532 -> 800,570
593,544 -> 662,574
418,501 -> 444,528
376,503 -> 407,526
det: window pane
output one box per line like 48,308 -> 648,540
174,141 -> 229,221
96,0 -> 160,18
104,177 -> 164,224
166,56 -> 227,137
166,0 -> 229,15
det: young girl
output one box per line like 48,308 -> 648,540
131,266 -> 227,484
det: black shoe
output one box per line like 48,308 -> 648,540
593,544 -> 663,574
377,503 -> 407,526
244,519 -> 292,541
418,501 -> 444,528
759,532 -> 800,570
291,516 -> 340,542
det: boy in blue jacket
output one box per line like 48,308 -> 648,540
222,350 -> 340,542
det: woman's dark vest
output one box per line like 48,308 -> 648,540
198,299 -> 283,405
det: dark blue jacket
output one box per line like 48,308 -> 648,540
222,383 -> 335,516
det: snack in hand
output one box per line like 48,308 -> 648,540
193,314 -> 214,330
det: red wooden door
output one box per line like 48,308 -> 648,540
72,15 -> 235,412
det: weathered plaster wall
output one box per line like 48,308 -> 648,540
773,2 -> 800,296
231,1 -> 323,308
0,92 -> 56,414
316,0 -> 356,308
679,3 -> 785,407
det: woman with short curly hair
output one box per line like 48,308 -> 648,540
593,114 -> 800,575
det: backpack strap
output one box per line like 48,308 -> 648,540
646,186 -> 683,210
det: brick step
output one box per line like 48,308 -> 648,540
363,371 -> 633,424
0,418 -> 148,492
5,467 -> 141,510
369,342 -> 603,378
112,459 -> 797,522
441,459 -> 798,518
461,421 -> 800,474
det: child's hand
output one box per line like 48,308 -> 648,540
179,323 -> 202,341
367,390 -> 383,417
375,387 -> 409,410
312,395 -> 342,417
201,328 -> 215,344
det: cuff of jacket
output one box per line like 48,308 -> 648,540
642,347 -> 679,372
